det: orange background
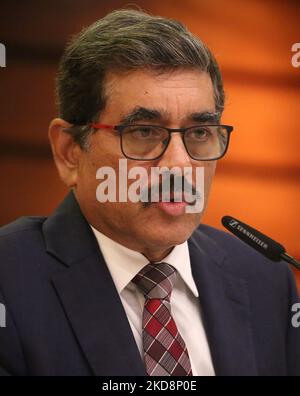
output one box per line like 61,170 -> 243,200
0,0 -> 299,287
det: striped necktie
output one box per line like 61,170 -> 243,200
132,262 -> 193,376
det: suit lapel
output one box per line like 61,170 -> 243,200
43,192 -> 146,376
188,231 -> 258,376
43,191 -> 257,376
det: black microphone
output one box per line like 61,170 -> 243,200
221,215 -> 300,271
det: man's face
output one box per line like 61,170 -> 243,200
75,68 -> 217,259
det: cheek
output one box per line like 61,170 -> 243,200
203,163 -> 216,201
205,162 -> 216,184
192,163 -> 216,203
76,151 -> 111,202
80,137 -> 121,186
79,156 -> 99,185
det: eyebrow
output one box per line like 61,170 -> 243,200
120,106 -> 220,125
120,106 -> 164,124
188,111 -> 220,124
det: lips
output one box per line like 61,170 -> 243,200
154,192 -> 197,216
156,201 -> 188,216
142,189 -> 198,213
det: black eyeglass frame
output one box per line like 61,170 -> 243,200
89,123 -> 234,161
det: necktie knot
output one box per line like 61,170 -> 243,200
132,262 -> 177,300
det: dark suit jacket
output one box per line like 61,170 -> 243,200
0,191 -> 299,376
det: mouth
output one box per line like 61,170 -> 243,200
151,192 -> 197,216
141,186 -> 199,213
155,200 -> 188,216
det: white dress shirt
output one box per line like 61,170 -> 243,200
90,225 -> 215,376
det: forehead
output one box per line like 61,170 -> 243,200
102,68 -> 216,123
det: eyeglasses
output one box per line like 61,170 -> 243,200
89,123 -> 234,161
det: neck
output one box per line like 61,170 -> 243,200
141,246 -> 175,263
89,219 -> 175,262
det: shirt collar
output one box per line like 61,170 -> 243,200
90,225 -> 199,298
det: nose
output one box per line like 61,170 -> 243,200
156,132 -> 192,169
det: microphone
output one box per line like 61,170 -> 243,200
221,216 -> 300,271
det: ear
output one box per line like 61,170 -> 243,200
48,118 -> 82,188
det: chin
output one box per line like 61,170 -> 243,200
145,225 -> 195,248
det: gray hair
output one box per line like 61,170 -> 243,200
56,9 -> 225,149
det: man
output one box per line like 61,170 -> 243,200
0,9 -> 299,376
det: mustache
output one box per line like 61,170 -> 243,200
140,173 -> 201,208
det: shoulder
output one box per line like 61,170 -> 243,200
191,224 -> 300,324
0,216 -> 47,279
193,222 -> 258,257
195,223 -> 256,255
0,216 -> 46,246
192,223 -> 293,283
0,216 -> 46,235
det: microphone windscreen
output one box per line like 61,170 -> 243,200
221,216 -> 285,261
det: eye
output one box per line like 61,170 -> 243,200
186,127 -> 211,140
136,127 -> 153,138
128,126 -> 162,139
